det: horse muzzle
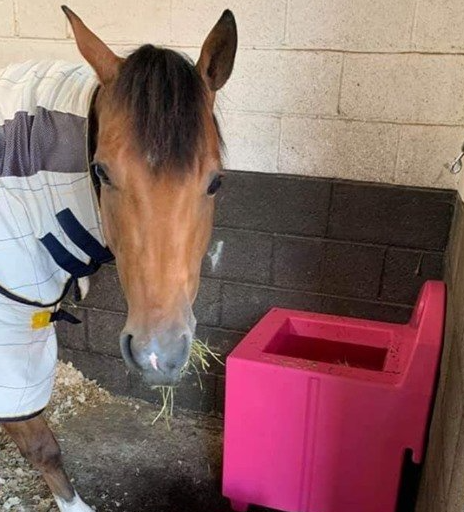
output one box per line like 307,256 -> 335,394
119,328 -> 192,387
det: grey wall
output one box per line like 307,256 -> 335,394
415,196 -> 464,512
59,171 -> 455,415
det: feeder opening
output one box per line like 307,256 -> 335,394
264,324 -> 388,371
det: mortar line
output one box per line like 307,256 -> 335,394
276,115 -> 283,173
74,287 -> 414,319
217,281 -> 225,329
376,246 -> 389,299
4,35 -> 464,56
83,308 -> 91,351
409,0 -> 421,48
324,181 -> 335,238
392,125 -> 403,185
455,333 -> 464,395
12,0 -> 19,37
218,110 -> 464,129
446,412 -> 464,498
283,0 -> 291,45
336,53 -> 345,116
212,224 -> 448,254
168,0 -> 173,45
269,233 -> 277,286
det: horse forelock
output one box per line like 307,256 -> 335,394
113,44 -> 222,172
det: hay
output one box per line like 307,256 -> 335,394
151,339 -> 223,428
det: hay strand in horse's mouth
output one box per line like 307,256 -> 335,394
151,339 -> 223,427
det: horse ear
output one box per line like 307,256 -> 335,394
61,5 -> 121,84
196,10 -> 237,94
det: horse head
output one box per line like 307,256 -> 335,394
64,6 -> 237,386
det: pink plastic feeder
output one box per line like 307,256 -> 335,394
222,281 -> 445,512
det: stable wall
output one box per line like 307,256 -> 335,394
59,173 -> 455,416
1,0 -> 464,189
415,197 -> 464,511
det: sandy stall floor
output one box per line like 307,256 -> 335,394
1,362 -> 419,512
0,362 -> 273,512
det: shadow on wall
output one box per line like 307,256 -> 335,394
415,195 -> 464,512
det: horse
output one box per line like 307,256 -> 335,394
0,6 -> 237,511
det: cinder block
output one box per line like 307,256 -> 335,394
172,372 -> 217,414
195,325 -> 244,358
279,117 -> 398,182
67,0 -> 171,44
215,375 -> 225,415
193,278 -> 222,326
87,309 -> 127,358
218,50 -> 342,115
447,415 -> 464,511
380,248 -> 444,305
0,40 -> 82,67
320,241 -> 385,300
56,307 -> 87,351
287,0 -> 415,51
81,265 -> 127,314
321,296 -> 412,323
328,182 -> 455,251
0,0 -> 15,37
128,372 -> 163,406
272,236 -> 324,292
16,0 -> 66,38
202,227 -> 273,285
414,0 -> 464,52
450,237 -> 464,343
437,301 -> 455,407
218,112 -> 280,173
459,178 -> 464,203
341,54 -> 464,125
172,0 -> 286,46
395,125 -> 462,189
442,342 -> 464,495
450,202 -> 464,289
215,171 -> 331,237
221,282 -> 323,331
415,391 -> 446,512
59,348 -> 130,396
457,326 -> 464,402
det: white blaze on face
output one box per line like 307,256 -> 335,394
149,351 -> 159,371
54,492 -> 94,512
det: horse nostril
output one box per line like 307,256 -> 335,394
165,361 -> 177,371
119,333 -> 139,372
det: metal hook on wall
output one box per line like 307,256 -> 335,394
450,142 -> 464,174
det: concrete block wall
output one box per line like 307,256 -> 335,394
2,0 -> 464,189
59,172 -> 455,417
415,197 -> 464,511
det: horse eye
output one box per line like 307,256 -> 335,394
207,175 -> 223,196
92,163 -> 111,185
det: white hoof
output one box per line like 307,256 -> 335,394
55,492 -> 94,512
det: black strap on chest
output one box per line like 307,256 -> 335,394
39,208 -> 113,279
0,278 -> 75,309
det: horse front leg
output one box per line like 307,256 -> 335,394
2,413 -> 94,511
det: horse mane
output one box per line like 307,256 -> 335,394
114,44 -> 218,171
